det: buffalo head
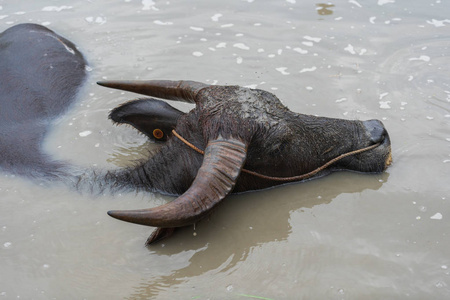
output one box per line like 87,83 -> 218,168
97,80 -> 392,244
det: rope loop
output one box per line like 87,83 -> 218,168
172,130 -> 380,182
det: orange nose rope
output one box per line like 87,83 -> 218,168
172,130 -> 380,182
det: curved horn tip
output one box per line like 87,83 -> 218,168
107,209 -> 141,224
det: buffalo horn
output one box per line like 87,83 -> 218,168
97,80 -> 209,104
107,137 -> 248,228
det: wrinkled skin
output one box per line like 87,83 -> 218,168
0,24 -> 392,245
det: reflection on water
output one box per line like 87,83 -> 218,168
129,173 -> 387,299
1,0 -> 450,299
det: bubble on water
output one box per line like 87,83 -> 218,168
192,51 -> 203,57
430,213 -> 443,220
336,98 -> 347,103
302,41 -> 314,47
79,131 -> 92,137
3,242 -> 12,248
236,57 -> 243,64
442,265 -> 448,270
42,264 -> 50,269
369,16 -> 376,24
306,86 -> 313,91
226,285 -> 234,292
221,24 -> 234,28
211,13 -> 222,22
216,42 -> 226,48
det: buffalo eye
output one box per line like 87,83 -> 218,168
153,129 -> 164,139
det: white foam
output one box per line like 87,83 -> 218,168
299,66 -> 317,73
154,20 -> 173,26
211,13 -> 222,22
42,6 -> 73,12
344,44 -> 356,54
233,43 -> 250,50
142,0 -> 158,11
190,26 -> 204,31
409,55 -> 430,62
79,131 -> 92,137
293,48 -> 308,54
427,19 -> 450,27
303,36 -> 321,43
379,101 -> 391,109
349,0 -> 362,8
430,213 -> 443,220
378,0 -> 395,5
379,92 -> 389,100
276,67 -> 290,75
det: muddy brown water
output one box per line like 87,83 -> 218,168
1,0 -> 449,299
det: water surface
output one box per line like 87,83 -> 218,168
1,0 -> 449,299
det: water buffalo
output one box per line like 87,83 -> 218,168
0,24 -> 392,245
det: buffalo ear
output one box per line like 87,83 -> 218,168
109,98 -> 184,141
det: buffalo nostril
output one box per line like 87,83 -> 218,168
363,119 -> 386,144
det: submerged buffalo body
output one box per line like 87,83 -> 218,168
0,24 -> 392,244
